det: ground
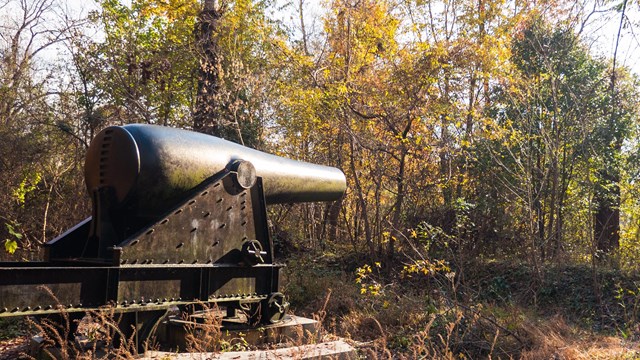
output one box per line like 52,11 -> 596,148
1,255 -> 640,359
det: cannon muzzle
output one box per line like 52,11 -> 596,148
85,124 -> 346,217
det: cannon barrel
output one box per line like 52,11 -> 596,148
85,124 -> 346,217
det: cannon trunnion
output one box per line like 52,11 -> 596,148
0,124 -> 346,348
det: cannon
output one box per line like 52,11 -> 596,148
0,124 -> 346,348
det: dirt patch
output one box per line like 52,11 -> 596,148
0,336 -> 30,360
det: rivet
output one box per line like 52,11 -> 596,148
188,200 -> 196,205
161,219 -> 169,225
212,241 -> 219,247
192,260 -> 198,264
45,305 -> 52,310
241,221 -> 247,226
123,301 -> 128,305
241,192 -> 247,197
1,308 -> 6,312
163,298 -> 168,302
164,259 -> 169,264
241,200 -> 246,205
242,236 -> 248,240
130,240 -> 139,246
214,183 -> 220,188
156,298 -> 160,303
178,259 -> 184,264
146,229 -> 154,235
217,198 -> 223,203
176,243 -> 184,249
24,306 -> 31,311
203,212 -> 211,218
219,223 -> 226,229
170,298 -> 175,301
174,209 -> 183,215
241,206 -> 246,211
146,259 -> 152,264
77,304 -> 82,308
121,259 -> 127,265
34,306 -> 41,311
201,191 -> 209,196
131,259 -> 138,264
177,297 -> 182,301
190,228 -> 197,233
11,307 -> 19,312
207,259 -> 212,263
226,206 -> 233,211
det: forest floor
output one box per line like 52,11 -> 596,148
1,250 -> 640,359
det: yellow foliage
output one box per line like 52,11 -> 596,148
402,259 -> 451,278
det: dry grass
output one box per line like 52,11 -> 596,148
24,306 -> 140,360
340,299 -> 640,359
282,258 -> 640,359
182,303 -> 247,353
6,286 -> 136,359
520,315 -> 640,360
3,260 -> 640,359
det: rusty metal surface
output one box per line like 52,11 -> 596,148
85,124 -> 346,218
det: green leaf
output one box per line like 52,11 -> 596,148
4,240 -> 18,254
5,223 -> 22,240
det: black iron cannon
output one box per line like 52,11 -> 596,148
0,124 -> 346,347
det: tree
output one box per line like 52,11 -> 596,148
484,16 -> 637,266
193,0 -> 223,135
82,0 -> 200,126
194,0 -> 289,148
591,66 -> 638,259
0,0 -> 90,257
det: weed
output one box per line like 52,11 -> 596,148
614,282 -> 640,340
0,318 -> 25,340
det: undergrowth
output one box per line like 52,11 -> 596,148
1,254 -> 640,359
282,250 -> 640,359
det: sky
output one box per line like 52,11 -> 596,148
579,3 -> 640,77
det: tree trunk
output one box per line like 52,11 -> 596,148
594,201 -> 620,254
349,137 -> 375,259
193,0 -> 223,135
594,166 -> 621,257
387,149 -> 407,262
